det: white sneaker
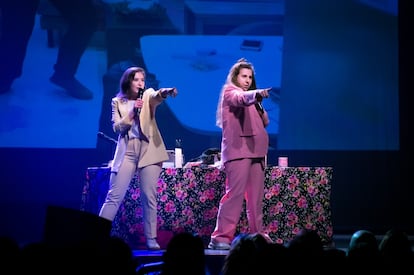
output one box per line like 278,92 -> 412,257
261,233 -> 274,243
208,241 -> 231,250
146,238 -> 161,250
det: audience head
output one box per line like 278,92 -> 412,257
285,229 -> 324,259
346,229 -> 382,272
379,228 -> 412,258
19,241 -> 54,273
0,236 -> 21,272
222,233 -> 272,275
161,232 -> 206,275
379,228 -> 413,270
348,229 -> 379,257
99,236 -> 136,275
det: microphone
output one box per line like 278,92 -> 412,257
134,88 -> 145,115
255,102 -> 264,114
97,131 -> 117,144
255,92 -> 264,114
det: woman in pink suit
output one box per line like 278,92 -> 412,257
208,58 -> 272,250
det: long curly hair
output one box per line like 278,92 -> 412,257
215,58 -> 257,128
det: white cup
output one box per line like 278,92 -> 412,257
278,157 -> 288,167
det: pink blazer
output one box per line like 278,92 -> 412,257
219,84 -> 269,163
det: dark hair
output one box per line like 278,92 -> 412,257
117,66 -> 146,99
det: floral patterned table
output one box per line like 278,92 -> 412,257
81,166 -> 333,249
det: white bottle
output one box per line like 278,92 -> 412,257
174,139 -> 183,168
175,148 -> 183,168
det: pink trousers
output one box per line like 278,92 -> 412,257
210,158 -> 265,244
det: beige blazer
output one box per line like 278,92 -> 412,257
110,88 -> 169,172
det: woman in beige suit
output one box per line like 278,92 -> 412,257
99,66 -> 177,250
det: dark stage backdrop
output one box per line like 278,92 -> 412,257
1,0 -> 412,246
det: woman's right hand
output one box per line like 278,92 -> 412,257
135,98 -> 143,109
256,88 -> 271,99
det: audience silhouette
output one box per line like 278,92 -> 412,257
0,236 -> 21,274
161,232 -> 206,275
284,229 -> 326,273
346,229 -> 382,273
1,227 -> 412,274
379,227 -> 414,273
221,233 -> 273,275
